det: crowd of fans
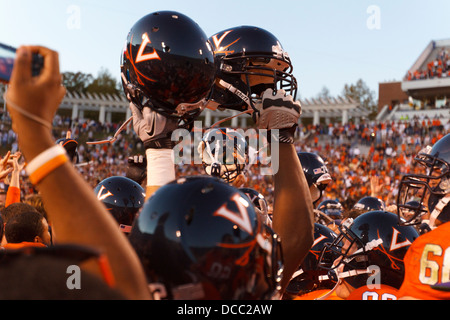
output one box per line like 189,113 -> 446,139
299,117 -> 449,209
406,47 -> 450,81
4,6 -> 450,299
1,113 -> 448,217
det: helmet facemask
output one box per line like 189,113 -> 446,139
121,68 -> 205,130
198,128 -> 248,183
209,53 -> 297,113
397,148 -> 450,227
206,26 -> 298,113
318,218 -> 381,289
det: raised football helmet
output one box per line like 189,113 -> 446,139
297,152 -> 332,206
353,196 -> 386,212
206,25 -> 297,112
318,211 -> 419,290
56,137 -> 78,163
94,176 -> 146,234
397,133 -> 450,228
317,199 -> 344,220
285,223 -> 338,298
128,176 -> 283,300
198,127 -> 248,183
120,11 -> 215,127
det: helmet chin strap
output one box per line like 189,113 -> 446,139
218,79 -> 253,108
314,238 -> 383,300
314,267 -> 374,300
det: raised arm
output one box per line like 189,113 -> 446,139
5,45 -> 150,300
272,143 -> 315,292
255,89 -> 315,293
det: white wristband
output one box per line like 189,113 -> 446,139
25,145 -> 69,185
146,148 -> 175,187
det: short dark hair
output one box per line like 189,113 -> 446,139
5,210 -> 46,244
2,202 -> 39,224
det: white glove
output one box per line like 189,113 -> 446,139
254,89 -> 301,130
129,102 -> 179,149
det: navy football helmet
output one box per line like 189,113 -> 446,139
129,176 -> 283,300
319,211 -> 419,290
206,25 -> 297,112
297,152 -> 332,206
317,199 -> 344,220
285,223 -> 338,298
353,196 -> 386,212
94,176 -> 146,234
120,11 -> 215,127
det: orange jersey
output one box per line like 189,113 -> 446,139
2,242 -> 47,250
346,285 -> 399,300
5,186 -> 20,207
398,221 -> 450,300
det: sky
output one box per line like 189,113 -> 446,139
1,0 -> 449,101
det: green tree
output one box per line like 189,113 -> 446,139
62,71 -> 94,93
86,67 -> 121,96
342,79 -> 377,119
316,86 -> 331,100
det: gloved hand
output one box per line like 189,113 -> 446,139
129,102 -> 179,149
253,88 -> 301,130
253,89 -> 301,144
126,154 -> 147,185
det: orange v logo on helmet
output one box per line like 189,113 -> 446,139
215,193 -> 260,267
312,234 -> 328,248
310,234 -> 329,260
96,185 -> 114,201
135,33 -> 161,63
128,33 -> 158,84
214,193 -> 253,235
389,227 -> 412,251
211,30 -> 240,55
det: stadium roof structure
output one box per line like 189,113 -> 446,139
0,84 -> 248,127
299,96 -> 369,125
0,84 -> 369,128
401,39 -> 450,99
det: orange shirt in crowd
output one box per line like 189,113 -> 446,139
5,186 -> 20,207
